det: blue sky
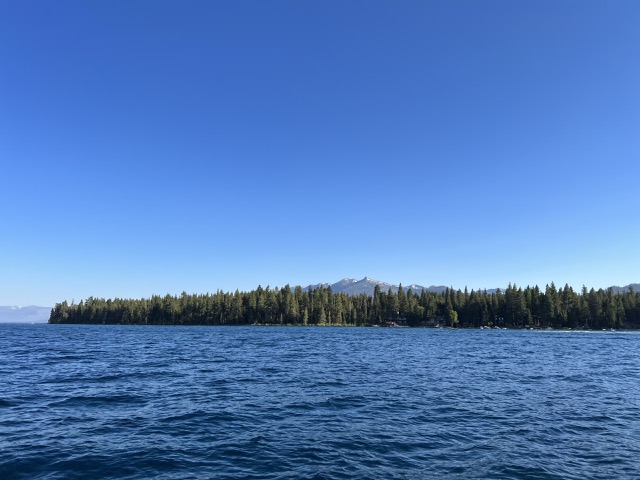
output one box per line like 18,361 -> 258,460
1,0 -> 639,306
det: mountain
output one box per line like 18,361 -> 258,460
303,277 -> 449,296
302,278 -> 640,297
0,306 -> 51,323
610,284 -> 640,294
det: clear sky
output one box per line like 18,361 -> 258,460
1,0 -> 639,307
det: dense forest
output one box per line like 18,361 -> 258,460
49,283 -> 640,329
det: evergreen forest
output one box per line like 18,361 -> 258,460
49,283 -> 640,329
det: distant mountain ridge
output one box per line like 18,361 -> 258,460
0,305 -> 51,323
303,277 -> 450,296
302,278 -> 639,297
611,284 -> 640,294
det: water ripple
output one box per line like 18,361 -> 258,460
1,325 -> 639,479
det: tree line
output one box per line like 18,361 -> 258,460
49,283 -> 640,329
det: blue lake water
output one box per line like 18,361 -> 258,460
1,324 -> 639,479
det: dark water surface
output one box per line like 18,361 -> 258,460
1,325 -> 639,479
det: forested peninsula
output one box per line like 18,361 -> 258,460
49,283 -> 640,329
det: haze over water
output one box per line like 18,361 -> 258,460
2,324 -> 639,479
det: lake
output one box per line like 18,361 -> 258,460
1,324 -> 639,479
